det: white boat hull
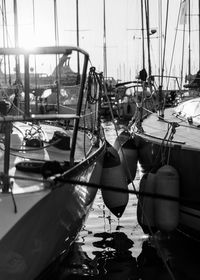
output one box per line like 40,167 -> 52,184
0,158 -> 103,280
0,45 -> 106,279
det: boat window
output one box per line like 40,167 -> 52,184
0,49 -> 89,116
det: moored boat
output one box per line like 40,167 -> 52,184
117,0 -> 200,240
130,86 -> 200,240
0,46 -> 106,280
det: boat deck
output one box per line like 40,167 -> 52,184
0,121 -> 93,192
141,108 -> 200,150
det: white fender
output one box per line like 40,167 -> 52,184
114,130 -> 130,151
155,165 -> 179,232
137,173 -> 157,234
118,138 -> 138,183
114,131 -> 138,183
100,142 -> 129,218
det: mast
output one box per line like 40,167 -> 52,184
54,0 -> 59,46
161,0 -> 169,87
2,0 -> 7,83
32,0 -> 38,112
199,0 -> 200,69
53,0 -> 60,113
76,0 -> 80,82
13,0 -> 19,49
140,0 -> 145,69
144,0 -> 151,77
103,0 -> 107,79
158,0 -> 162,85
188,0 -> 191,75
13,0 -> 20,82
76,0 -> 79,48
180,14 -> 186,89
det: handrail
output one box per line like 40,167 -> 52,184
149,74 -> 181,91
0,46 -> 89,57
0,46 -> 90,192
0,114 -> 79,123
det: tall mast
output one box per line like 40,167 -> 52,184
13,0 -> 20,81
76,0 -> 79,48
54,0 -> 59,46
13,0 -> 18,48
141,0 -> 145,69
144,0 -> 151,76
180,12 -> 186,89
76,0 -> 80,82
103,0 -> 107,78
32,0 -> 36,44
188,0 -> 191,75
158,0 -> 162,84
53,0 -> 60,113
199,0 -> 200,69
2,0 -> 7,83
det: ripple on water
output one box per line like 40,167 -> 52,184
39,122 -> 200,280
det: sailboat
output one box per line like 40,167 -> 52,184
112,0 -> 155,122
0,45 -> 106,280
123,0 -> 200,240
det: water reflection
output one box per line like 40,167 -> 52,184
40,230 -> 200,280
137,231 -> 200,280
54,231 -> 138,280
91,231 -> 137,279
137,239 -> 171,280
38,121 -> 200,280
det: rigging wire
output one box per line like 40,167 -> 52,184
167,0 -> 182,88
161,0 -> 170,87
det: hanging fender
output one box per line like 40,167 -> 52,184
114,130 -> 131,151
118,137 -> 138,184
114,131 -> 138,183
155,165 -> 180,233
137,172 -> 157,234
100,142 -> 129,218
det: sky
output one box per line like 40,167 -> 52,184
0,0 -> 199,83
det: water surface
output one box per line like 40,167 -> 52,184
41,121 -> 200,280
